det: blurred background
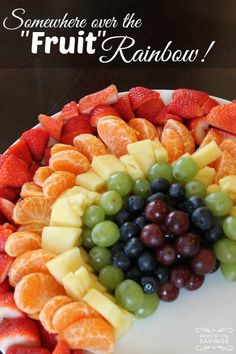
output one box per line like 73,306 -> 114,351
0,0 -> 236,152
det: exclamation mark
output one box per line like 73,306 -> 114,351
201,41 -> 216,62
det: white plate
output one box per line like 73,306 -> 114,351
113,90 -> 236,354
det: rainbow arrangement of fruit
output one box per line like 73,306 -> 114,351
0,85 -> 236,354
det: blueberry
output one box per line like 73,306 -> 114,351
133,216 -> 147,229
112,251 -> 130,271
151,178 -> 170,194
204,224 -> 223,243
120,222 -> 140,242
114,209 -> 131,226
126,267 -> 142,282
111,240 -> 125,255
147,192 -> 166,203
137,252 -> 156,274
127,195 -> 145,213
154,266 -> 169,283
168,183 -> 185,201
140,276 -> 158,294
192,207 -> 214,231
124,238 -> 144,258
186,196 -> 205,213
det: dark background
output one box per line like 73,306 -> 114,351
0,0 -> 236,152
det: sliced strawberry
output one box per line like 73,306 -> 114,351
22,128 -> 50,162
0,198 -> 15,224
43,146 -> 52,166
7,346 -> 51,354
0,229 -> 12,252
112,94 -> 135,121
0,187 -> 20,202
61,101 -> 79,120
129,86 -> 160,111
90,104 -> 121,127
71,350 -> 83,354
52,341 -> 70,354
206,102 -> 236,135
38,115 -> 63,141
0,318 -> 41,354
78,85 -> 118,114
0,292 -> 26,322
62,114 -> 92,135
0,155 -> 31,188
37,322 -> 57,352
0,278 -> 13,295
30,162 -> 42,178
153,106 -> 183,126
202,97 -> 219,112
4,140 -> 32,166
136,96 -> 164,121
168,89 -> 213,119
0,253 -> 14,283
187,116 -> 209,145
0,154 -> 8,168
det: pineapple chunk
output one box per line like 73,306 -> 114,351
74,266 -> 107,293
207,184 -> 221,194
50,198 -> 82,228
195,166 -> 216,187
62,272 -> 85,300
42,226 -> 82,254
191,141 -> 222,168
46,247 -> 92,284
120,154 -> 145,180
219,175 -> 236,194
83,289 -> 124,331
116,309 -> 135,338
69,194 -> 87,216
92,154 -> 126,180
230,205 -> 236,217
152,139 -> 168,162
76,170 -> 106,192
58,186 -> 100,205
127,139 -> 156,175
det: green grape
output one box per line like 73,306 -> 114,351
99,265 -> 125,290
205,192 -> 233,217
133,179 -> 151,197
83,205 -> 105,228
91,220 -> 120,247
172,157 -> 198,183
108,172 -> 133,196
81,228 -> 95,248
223,216 -> 236,241
99,191 -> 123,216
214,238 -> 236,264
88,246 -> 112,271
220,262 -> 236,281
185,180 -> 206,198
115,279 -> 144,312
148,162 -> 173,182
135,293 -> 160,318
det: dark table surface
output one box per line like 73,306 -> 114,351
0,0 -> 236,153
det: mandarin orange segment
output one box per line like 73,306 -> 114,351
39,295 -> 72,333
73,134 -> 108,162
14,272 -> 65,314
200,128 -> 223,148
220,139 -> 236,159
5,231 -> 41,257
49,150 -> 90,175
58,317 -> 115,353
51,143 -> 76,155
165,119 -> 195,154
28,312 -> 40,320
161,127 -> 185,162
97,117 -> 137,157
215,150 -> 236,183
17,223 -> 44,235
33,166 -> 54,187
43,171 -> 76,199
20,182 -> 44,198
52,301 -> 101,333
9,249 -> 56,287
13,196 -> 54,225
128,118 -> 158,140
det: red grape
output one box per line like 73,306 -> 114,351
165,210 -> 190,235
190,248 -> 217,275
170,265 -> 191,288
185,272 -> 205,291
175,232 -> 200,257
140,224 -> 165,248
158,282 -> 179,302
156,243 -> 177,265
144,200 -> 169,224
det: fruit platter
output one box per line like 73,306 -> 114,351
0,85 -> 236,354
